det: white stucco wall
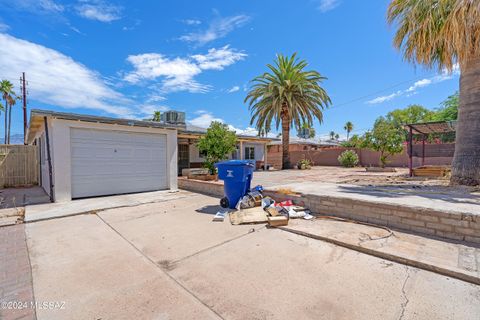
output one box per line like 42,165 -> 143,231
243,143 -> 265,161
35,118 -> 177,202
189,142 -> 265,163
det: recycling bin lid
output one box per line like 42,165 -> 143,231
215,160 -> 254,167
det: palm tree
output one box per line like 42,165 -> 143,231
329,131 -> 335,140
335,133 -> 340,140
387,0 -> 480,185
344,121 -> 353,140
0,80 -> 15,144
245,53 -> 331,169
7,96 -> 17,144
152,111 -> 161,122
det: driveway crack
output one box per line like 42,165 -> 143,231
398,266 -> 411,320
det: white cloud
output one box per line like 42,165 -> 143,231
180,14 -> 250,46
189,111 -> 224,128
367,91 -> 402,104
228,85 -> 240,93
138,104 -> 169,117
317,0 -> 341,13
76,0 -> 122,22
367,66 -> 460,104
0,33 -> 132,116
188,110 -> 276,137
6,0 -> 64,13
182,19 -> 202,25
192,45 -> 246,70
0,22 -> 9,32
124,45 -> 246,94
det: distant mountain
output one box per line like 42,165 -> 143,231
2,134 -> 24,144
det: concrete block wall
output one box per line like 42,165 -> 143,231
178,178 -> 224,198
264,191 -> 480,244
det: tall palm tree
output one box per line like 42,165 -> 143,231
329,131 -> 335,140
7,96 -> 17,144
0,80 -> 15,144
344,121 -> 353,140
387,0 -> 480,185
245,53 -> 331,169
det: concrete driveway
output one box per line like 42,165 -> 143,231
24,192 -> 480,320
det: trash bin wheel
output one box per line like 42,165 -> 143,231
220,197 -> 229,208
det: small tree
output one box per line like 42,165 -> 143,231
361,117 -> 404,168
338,150 -> 359,168
197,121 -> 238,174
340,134 -> 363,148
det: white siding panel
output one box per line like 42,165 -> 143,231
70,128 -> 167,198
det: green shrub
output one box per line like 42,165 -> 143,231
338,150 -> 359,168
297,159 -> 312,170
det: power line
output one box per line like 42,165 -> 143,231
328,73 -> 437,110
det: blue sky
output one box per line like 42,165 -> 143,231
0,0 -> 459,140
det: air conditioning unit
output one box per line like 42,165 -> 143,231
161,111 -> 186,125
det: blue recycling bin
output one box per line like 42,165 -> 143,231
215,160 -> 255,209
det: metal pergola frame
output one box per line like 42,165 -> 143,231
404,120 -> 456,177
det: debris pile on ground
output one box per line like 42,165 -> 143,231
215,185 -> 313,227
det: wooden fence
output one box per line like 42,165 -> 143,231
0,145 -> 39,188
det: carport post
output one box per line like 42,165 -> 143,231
422,134 -> 426,166
408,126 -> 413,177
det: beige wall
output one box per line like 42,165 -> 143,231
268,144 -> 454,169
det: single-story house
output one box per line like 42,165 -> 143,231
26,109 -> 181,202
177,124 -> 274,174
26,109 -> 275,202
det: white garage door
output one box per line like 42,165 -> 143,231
71,128 -> 168,198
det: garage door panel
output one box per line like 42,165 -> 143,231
71,128 -> 168,198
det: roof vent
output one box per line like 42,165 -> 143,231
161,111 -> 186,125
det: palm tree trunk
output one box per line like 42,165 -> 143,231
281,116 -> 291,169
7,103 -> 12,144
3,99 -> 7,144
451,56 -> 480,185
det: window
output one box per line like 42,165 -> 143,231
244,146 -> 255,160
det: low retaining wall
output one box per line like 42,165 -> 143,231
179,178 -> 479,245
264,191 -> 480,245
178,177 -> 224,198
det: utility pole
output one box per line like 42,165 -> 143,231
20,72 -> 27,145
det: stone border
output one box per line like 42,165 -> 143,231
178,178 -> 480,244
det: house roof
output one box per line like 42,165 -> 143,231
26,109 -> 183,144
178,124 -> 277,142
269,136 -> 340,146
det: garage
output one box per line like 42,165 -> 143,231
26,109 -> 181,202
70,128 -> 168,198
